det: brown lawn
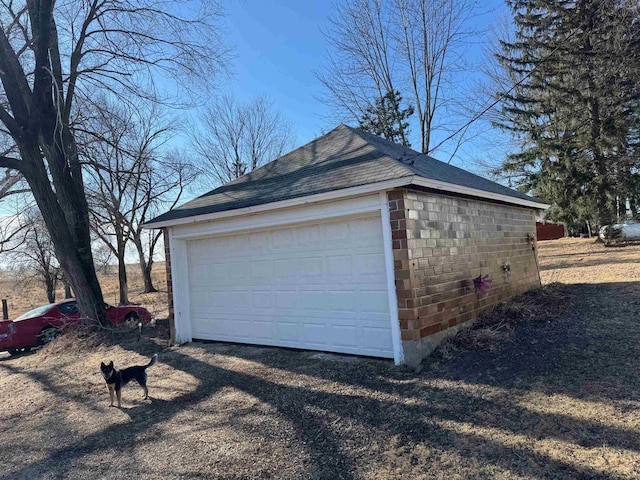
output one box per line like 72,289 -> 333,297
0,263 -> 169,321
0,238 -> 639,479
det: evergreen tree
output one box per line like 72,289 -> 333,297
359,90 -> 414,147
495,0 -> 640,227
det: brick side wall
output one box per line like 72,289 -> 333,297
163,228 -> 176,344
388,188 -> 540,366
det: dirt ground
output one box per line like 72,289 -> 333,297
0,238 -> 639,479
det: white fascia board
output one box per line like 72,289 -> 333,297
143,177 -> 414,229
172,194 -> 384,240
410,177 -> 550,210
144,174 -> 548,230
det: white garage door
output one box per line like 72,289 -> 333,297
186,214 -> 393,358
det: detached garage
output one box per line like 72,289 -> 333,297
146,125 -> 548,366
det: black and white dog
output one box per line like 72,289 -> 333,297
100,354 -> 157,407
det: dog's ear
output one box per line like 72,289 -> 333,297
109,361 -> 114,367
100,362 -> 105,368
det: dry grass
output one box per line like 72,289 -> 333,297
1,238 -> 640,479
537,236 -> 640,284
0,262 -> 169,320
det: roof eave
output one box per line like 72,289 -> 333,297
142,176 -> 415,229
410,177 -> 550,210
143,174 -> 549,230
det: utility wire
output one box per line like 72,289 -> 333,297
429,0 -> 603,155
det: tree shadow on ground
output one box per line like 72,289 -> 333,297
540,256 -> 640,271
2,282 -> 640,479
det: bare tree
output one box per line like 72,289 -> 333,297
84,104 -> 141,305
0,170 -> 24,198
319,0 -> 397,124
0,1 -> 228,324
85,101 -> 195,300
9,209 -> 62,303
124,149 -> 195,293
192,94 -> 295,185
319,0 -> 477,154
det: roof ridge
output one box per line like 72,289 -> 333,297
199,124 -> 350,196
343,125 -> 417,176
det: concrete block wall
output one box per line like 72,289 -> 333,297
388,188 -> 541,366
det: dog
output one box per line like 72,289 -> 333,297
100,354 -> 157,408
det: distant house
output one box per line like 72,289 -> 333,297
145,125 -> 549,367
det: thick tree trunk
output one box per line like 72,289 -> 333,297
0,2 -> 108,326
20,152 -> 109,325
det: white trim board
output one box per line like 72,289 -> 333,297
144,175 -> 549,229
144,177 -> 412,229
410,177 -> 550,210
170,194 -> 384,240
379,192 -> 404,365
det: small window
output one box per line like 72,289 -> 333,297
58,302 -> 78,316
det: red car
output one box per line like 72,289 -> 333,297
0,300 -> 153,356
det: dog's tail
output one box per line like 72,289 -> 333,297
146,353 -> 158,369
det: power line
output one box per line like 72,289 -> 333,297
430,0 -> 603,155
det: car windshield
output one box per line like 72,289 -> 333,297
13,304 -> 55,321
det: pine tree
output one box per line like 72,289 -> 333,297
359,90 -> 414,147
495,0 -> 640,227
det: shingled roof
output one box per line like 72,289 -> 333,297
146,125 -> 546,227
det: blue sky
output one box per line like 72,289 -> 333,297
212,0 -> 515,175
223,1 -> 335,143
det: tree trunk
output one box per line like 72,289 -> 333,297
45,273 -> 56,304
116,235 -> 129,305
143,262 -> 157,293
20,152 -> 109,325
133,235 -> 157,293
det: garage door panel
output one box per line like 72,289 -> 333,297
326,255 -> 352,277
187,214 -> 394,358
276,321 -> 300,341
325,222 -> 349,241
298,289 -> 328,310
326,291 -> 355,311
331,325 -> 358,347
299,257 -> 324,278
272,228 -> 294,248
298,224 -> 321,244
363,327 -> 393,351
252,320 -> 273,340
276,290 -> 298,309
251,290 -> 274,308
355,253 -> 387,276
359,290 -> 391,313
303,323 -> 330,345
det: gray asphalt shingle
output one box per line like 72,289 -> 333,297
147,125 -> 542,225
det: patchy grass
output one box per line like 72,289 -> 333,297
0,262 -> 169,320
1,238 -> 640,479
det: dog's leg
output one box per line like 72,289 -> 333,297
108,385 -> 115,407
116,388 -> 122,408
142,384 -> 149,399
